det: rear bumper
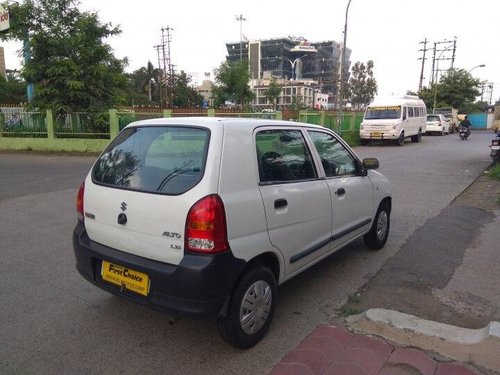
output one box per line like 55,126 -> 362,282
72,223 -> 246,319
426,125 -> 444,132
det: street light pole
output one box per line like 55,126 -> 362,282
236,14 -> 246,60
468,64 -> 485,74
337,0 -> 352,133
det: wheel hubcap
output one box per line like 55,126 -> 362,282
376,211 -> 388,241
240,280 -> 272,335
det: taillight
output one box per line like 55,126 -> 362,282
438,122 -> 442,127
185,195 -> 229,254
77,182 -> 85,223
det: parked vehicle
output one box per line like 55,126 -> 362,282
459,126 -> 470,140
360,95 -> 427,146
490,131 -> 500,163
72,117 -> 392,348
433,108 -> 458,134
426,114 -> 450,135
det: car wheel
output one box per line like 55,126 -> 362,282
396,132 -> 405,146
217,266 -> 277,349
360,139 -> 369,146
411,130 -> 422,143
364,203 -> 390,250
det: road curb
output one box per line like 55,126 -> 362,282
346,308 -> 500,372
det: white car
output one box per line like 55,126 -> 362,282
426,114 -> 450,135
73,117 -> 392,348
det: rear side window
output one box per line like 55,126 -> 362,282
92,126 -> 209,194
256,129 -> 317,183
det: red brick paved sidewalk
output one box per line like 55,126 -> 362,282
270,326 -> 485,375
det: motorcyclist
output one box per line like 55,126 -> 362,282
459,115 -> 472,136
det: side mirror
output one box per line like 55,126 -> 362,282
363,158 -> 379,170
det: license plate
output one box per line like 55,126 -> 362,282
492,146 -> 500,150
101,260 -> 150,296
371,132 -> 382,137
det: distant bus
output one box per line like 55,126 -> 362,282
360,95 -> 427,146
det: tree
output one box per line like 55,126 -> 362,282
126,62 -> 162,106
345,60 -> 377,110
263,78 -> 282,110
134,61 -> 157,102
172,71 -> 203,108
418,69 -> 481,111
0,74 -> 26,104
1,0 -> 128,113
211,59 -> 254,108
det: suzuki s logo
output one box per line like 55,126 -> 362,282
120,202 -> 128,211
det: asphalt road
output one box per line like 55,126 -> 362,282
0,131 -> 495,374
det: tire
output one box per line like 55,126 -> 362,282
360,138 -> 369,146
411,130 -> 422,143
440,129 -> 444,136
364,203 -> 390,250
217,266 -> 277,349
396,132 -> 405,146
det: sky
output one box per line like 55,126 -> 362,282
2,0 -> 499,101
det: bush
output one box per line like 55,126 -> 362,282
341,131 -> 361,147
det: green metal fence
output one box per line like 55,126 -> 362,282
0,111 -> 47,138
300,111 -> 364,133
118,111 -> 164,130
0,108 -> 363,152
54,112 -> 110,138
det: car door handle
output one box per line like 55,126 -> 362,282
274,199 -> 288,209
335,188 -> 346,196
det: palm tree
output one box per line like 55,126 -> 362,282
135,61 -> 157,102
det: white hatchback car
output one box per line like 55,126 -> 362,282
426,114 -> 450,135
73,117 -> 392,348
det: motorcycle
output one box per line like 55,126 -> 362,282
459,126 -> 470,140
490,131 -> 500,163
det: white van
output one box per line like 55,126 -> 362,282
360,95 -> 427,146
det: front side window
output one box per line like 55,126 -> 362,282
93,126 -> 209,194
308,131 -> 357,177
256,129 -> 316,183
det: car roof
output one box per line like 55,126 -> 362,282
124,117 -> 325,131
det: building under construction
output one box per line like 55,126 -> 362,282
226,37 -> 351,104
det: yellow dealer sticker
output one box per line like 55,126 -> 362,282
101,261 -> 149,296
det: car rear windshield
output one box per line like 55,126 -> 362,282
92,126 -> 209,195
427,115 -> 440,121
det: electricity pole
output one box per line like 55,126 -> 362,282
159,26 -> 174,108
418,38 -> 428,91
337,0 -> 352,133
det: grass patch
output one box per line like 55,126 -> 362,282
335,293 -> 362,317
336,306 -> 360,317
486,164 -> 500,205
488,164 -> 500,180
